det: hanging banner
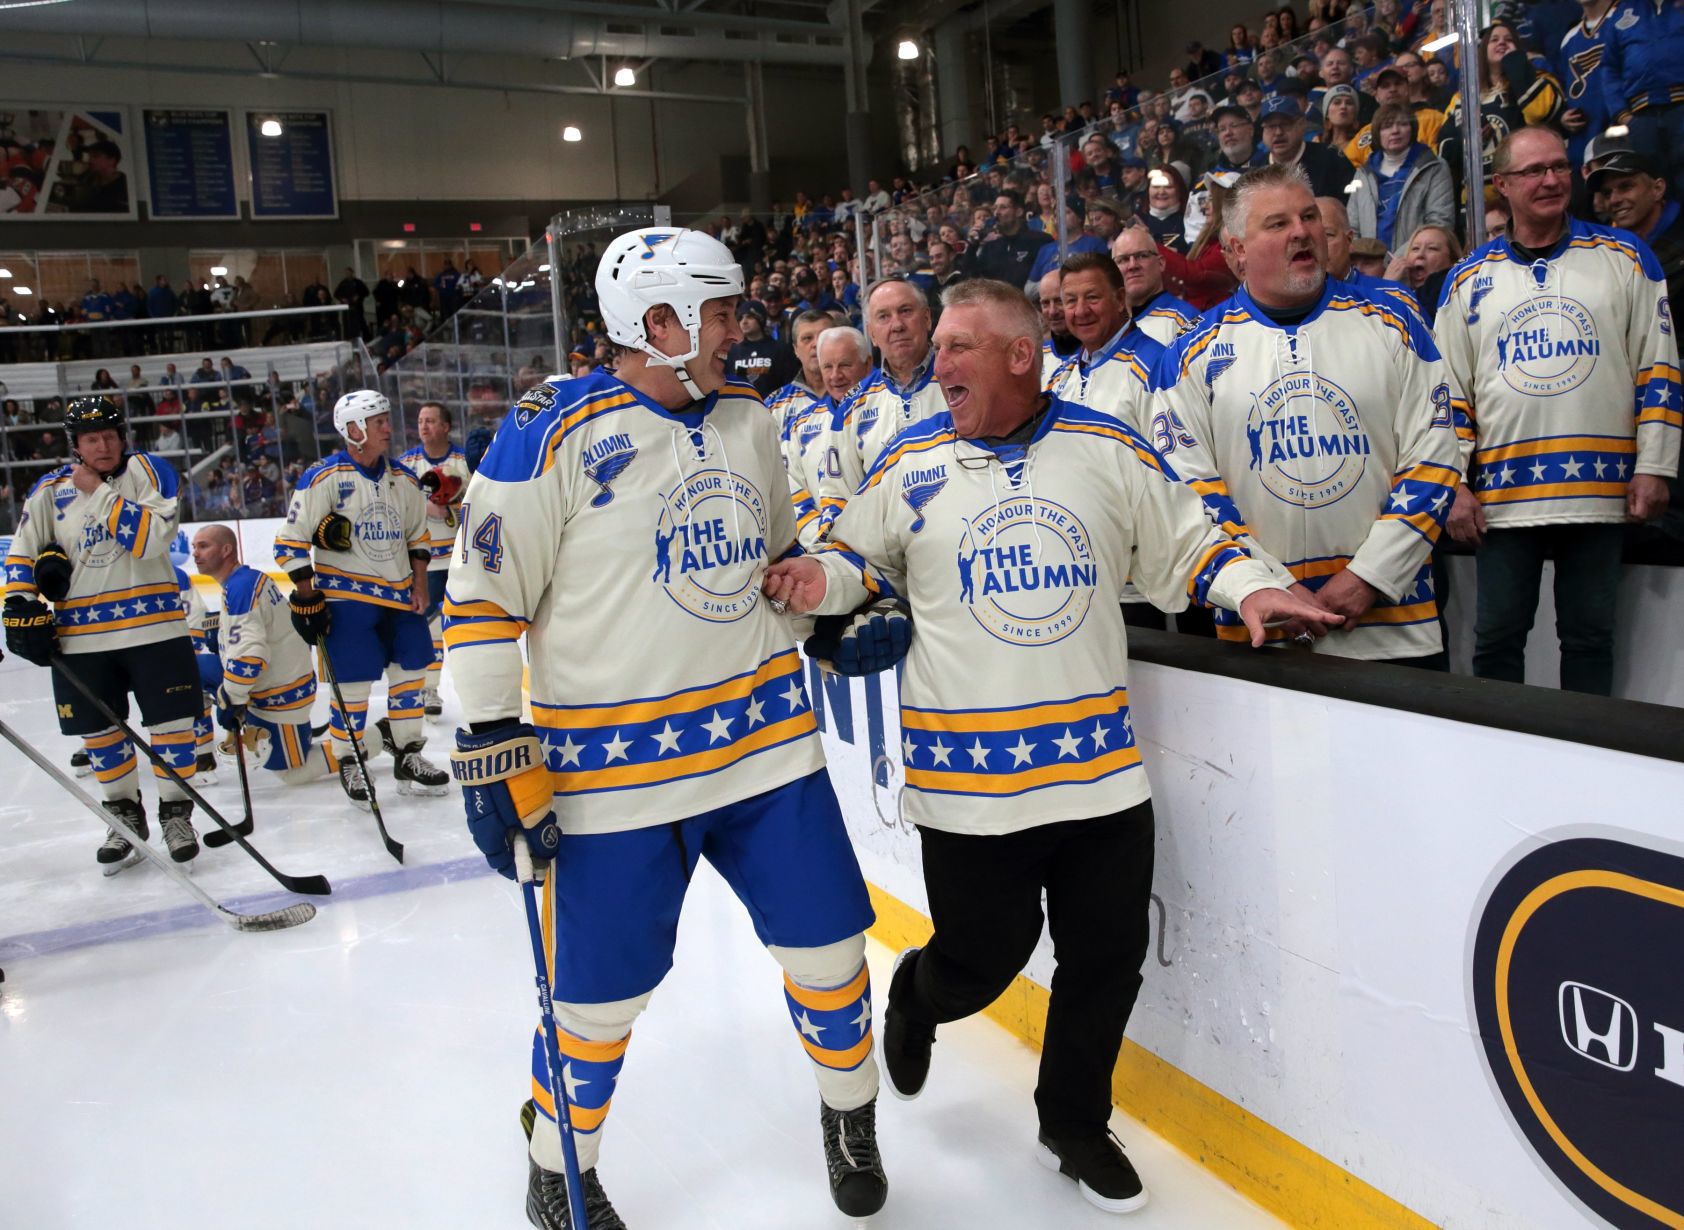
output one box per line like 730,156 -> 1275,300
245,110 -> 337,220
0,104 -> 137,220
142,108 -> 238,220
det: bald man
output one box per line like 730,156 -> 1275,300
190,525 -> 330,783
1316,196 -> 1425,322
1036,269 -> 1078,387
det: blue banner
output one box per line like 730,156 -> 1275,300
246,111 -> 337,219
143,109 -> 237,220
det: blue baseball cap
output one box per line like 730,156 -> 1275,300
1259,95 -> 1304,122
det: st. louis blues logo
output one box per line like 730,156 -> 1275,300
581,433 -> 638,508
1466,274 -> 1495,325
53,483 -> 77,518
1205,355 -> 1235,386
638,233 -> 675,259
336,480 -> 355,505
900,465 -> 947,533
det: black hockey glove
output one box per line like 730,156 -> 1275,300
34,543 -> 73,603
804,599 -> 912,677
310,512 -> 354,552
3,595 -> 57,667
289,588 -> 330,642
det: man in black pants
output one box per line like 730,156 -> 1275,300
764,278 -> 1332,1216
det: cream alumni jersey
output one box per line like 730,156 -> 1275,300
275,451 -> 430,608
1048,327 -> 1166,434
443,371 -> 824,835
1155,278 -> 1464,660
1434,218 -> 1681,527
812,395 -> 1281,837
400,444 -> 471,564
217,563 -> 317,716
816,360 -> 948,515
4,453 -> 188,654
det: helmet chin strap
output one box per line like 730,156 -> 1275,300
645,343 -> 706,402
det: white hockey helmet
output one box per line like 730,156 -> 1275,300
333,389 -> 391,445
595,227 -> 743,396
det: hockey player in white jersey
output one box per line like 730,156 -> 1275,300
1434,126 -> 1680,694
815,277 -> 947,516
1110,223 -> 1200,347
191,524 -> 329,783
769,308 -> 836,472
1035,268 -> 1080,388
1049,251 -> 1165,433
2,397 -> 204,869
274,390 -> 449,806
175,548 -> 222,785
787,325 -> 875,547
443,226 -> 886,1229
764,277 -> 1336,1218
399,401 -> 470,718
1154,164 -> 1465,664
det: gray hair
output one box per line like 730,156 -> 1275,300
939,277 -> 1044,348
1224,162 -> 1314,241
816,325 -> 872,364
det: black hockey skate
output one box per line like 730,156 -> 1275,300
423,685 -> 443,719
70,748 -> 93,778
393,742 -> 449,796
882,946 -> 936,1100
159,799 -> 199,864
820,1097 -> 888,1217
194,752 -> 219,786
97,798 -> 148,875
526,1158 -> 627,1230
338,758 -> 372,812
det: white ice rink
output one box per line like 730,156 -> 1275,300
1,652 -> 1284,1230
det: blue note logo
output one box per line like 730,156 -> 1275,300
1466,273 -> 1495,324
651,468 -> 769,622
900,465 -> 947,533
1204,341 -> 1236,388
53,483 -> 78,519
956,496 -> 1096,646
1247,372 -> 1371,508
581,433 -> 637,508
353,499 -> 404,564
1497,296 -> 1600,397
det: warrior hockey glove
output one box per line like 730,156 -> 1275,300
451,722 -> 561,879
289,588 -> 330,642
310,512 -> 354,552
3,595 -> 57,667
34,543 -> 73,603
805,599 -> 913,677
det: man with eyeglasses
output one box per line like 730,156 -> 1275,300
1435,125 -> 1680,694
1110,223 -> 1200,347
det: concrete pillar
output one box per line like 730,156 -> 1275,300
841,0 -> 872,198
744,61 -> 772,213
1053,0 -> 1093,110
934,20 -> 972,160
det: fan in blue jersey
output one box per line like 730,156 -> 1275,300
444,226 -> 888,1227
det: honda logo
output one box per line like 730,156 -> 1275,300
1557,982 -> 1638,1071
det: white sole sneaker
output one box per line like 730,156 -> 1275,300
1036,1141 -> 1150,1215
882,946 -> 928,1102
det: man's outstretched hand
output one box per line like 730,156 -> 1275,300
1237,587 -> 1345,648
762,557 -> 828,615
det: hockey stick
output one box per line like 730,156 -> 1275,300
47,654 -> 332,898
513,839 -> 589,1229
203,716 -> 256,849
0,719 -> 318,932
315,639 -> 404,863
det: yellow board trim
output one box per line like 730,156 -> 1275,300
864,881 -> 1435,1230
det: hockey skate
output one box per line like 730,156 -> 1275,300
338,758 -> 372,812
393,743 -> 449,796
820,1097 -> 888,1217
423,685 -> 443,719
194,752 -> 219,786
70,748 -> 93,778
526,1158 -> 627,1230
96,798 -> 148,875
159,799 -> 199,864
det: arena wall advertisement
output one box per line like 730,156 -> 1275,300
0,103 -> 136,219
810,659 -> 1684,1230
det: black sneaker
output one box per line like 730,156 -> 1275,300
882,946 -> 935,1100
525,1158 -> 627,1230
1037,1128 -> 1149,1214
820,1097 -> 888,1217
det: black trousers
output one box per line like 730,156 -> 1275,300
896,802 -> 1155,1138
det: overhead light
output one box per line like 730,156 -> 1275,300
1420,33 -> 1457,54
614,66 -> 636,87
1604,124 -> 1629,137
539,264 -> 552,272
0,0 -> 77,9
259,118 -> 284,137
210,265 -> 228,276
562,125 -> 582,142
897,39 -> 920,60
0,267 -> 11,278
14,285 -> 31,295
